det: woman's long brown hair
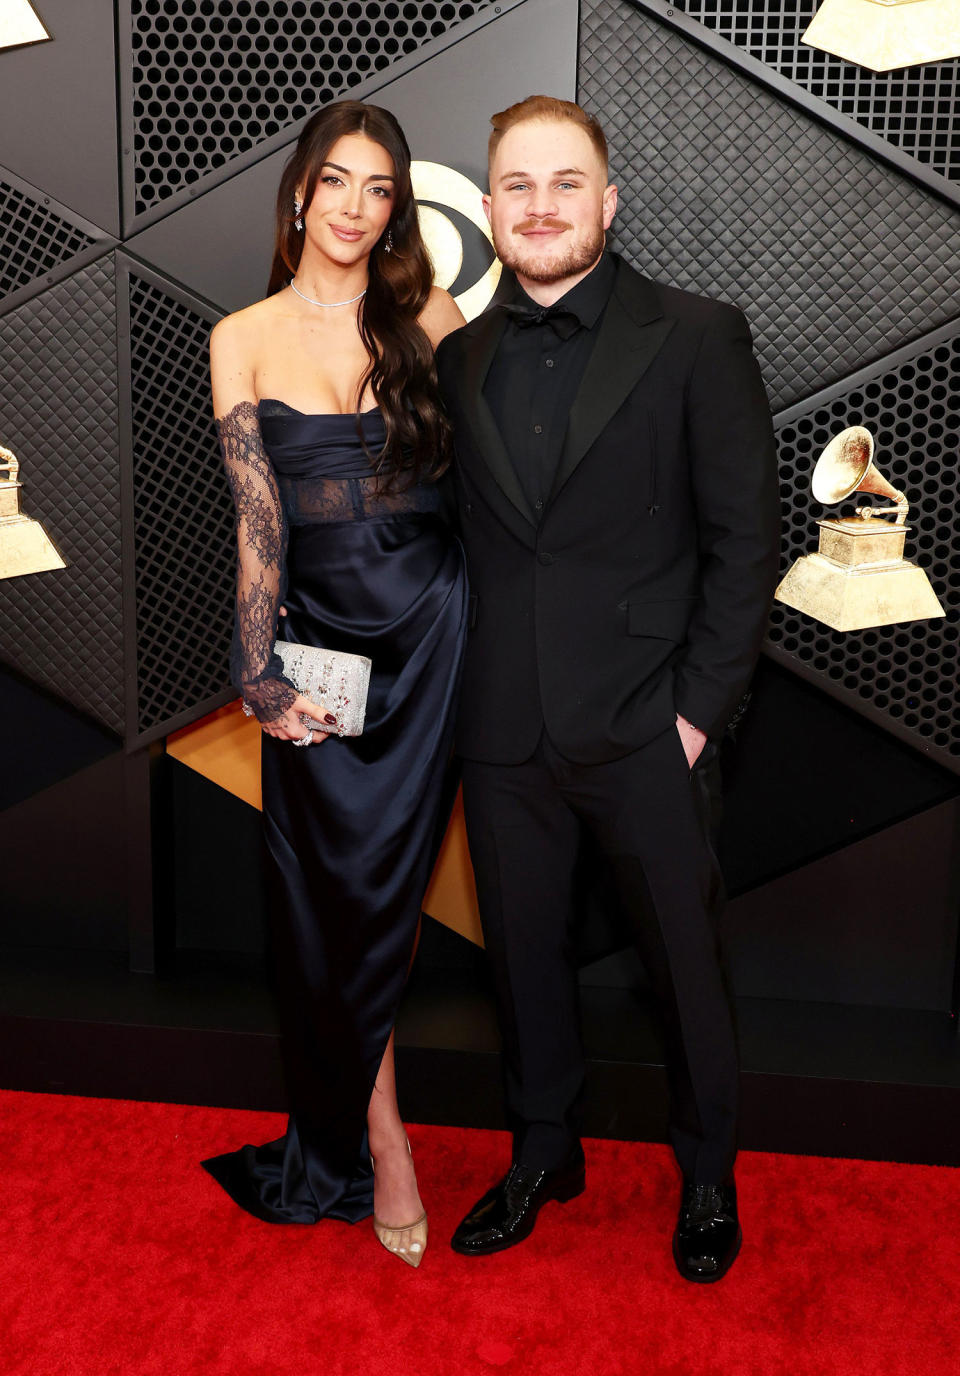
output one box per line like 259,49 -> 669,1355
268,101 -> 450,487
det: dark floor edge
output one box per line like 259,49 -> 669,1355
2,1017 -> 958,1167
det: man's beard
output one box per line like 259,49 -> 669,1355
493,218 -> 606,284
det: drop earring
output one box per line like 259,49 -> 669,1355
293,197 -> 303,232
384,230 -> 393,254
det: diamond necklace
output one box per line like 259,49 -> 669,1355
289,278 -> 367,308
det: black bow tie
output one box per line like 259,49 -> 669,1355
501,301 -> 581,341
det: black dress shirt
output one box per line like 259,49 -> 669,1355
484,252 -> 616,518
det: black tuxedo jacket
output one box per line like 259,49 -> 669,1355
436,254 -> 781,766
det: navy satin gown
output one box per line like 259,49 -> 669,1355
203,402 -> 467,1223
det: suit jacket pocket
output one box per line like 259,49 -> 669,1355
625,597 -> 697,642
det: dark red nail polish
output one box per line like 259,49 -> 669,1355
324,713 -> 337,725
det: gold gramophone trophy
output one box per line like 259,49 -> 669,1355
0,446 -> 66,580
775,426 -> 944,631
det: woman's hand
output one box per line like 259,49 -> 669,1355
262,693 -> 339,745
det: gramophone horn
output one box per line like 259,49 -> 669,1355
811,426 -> 906,515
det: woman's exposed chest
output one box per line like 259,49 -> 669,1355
254,313 -> 375,414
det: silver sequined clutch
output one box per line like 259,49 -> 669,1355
274,640 -> 372,737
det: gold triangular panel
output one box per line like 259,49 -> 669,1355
167,704 -> 484,947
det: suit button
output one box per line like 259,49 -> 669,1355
538,551 -> 554,566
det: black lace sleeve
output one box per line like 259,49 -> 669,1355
217,400 -> 298,723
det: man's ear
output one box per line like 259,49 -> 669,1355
602,183 -> 618,231
482,193 -> 492,224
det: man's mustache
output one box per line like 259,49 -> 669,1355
512,219 -> 573,234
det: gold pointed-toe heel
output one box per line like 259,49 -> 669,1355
372,1210 -> 428,1268
370,1136 -> 427,1267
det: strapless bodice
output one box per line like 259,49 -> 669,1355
258,398 -> 442,526
258,399 -> 386,480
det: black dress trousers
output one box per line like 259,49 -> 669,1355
461,723 -> 738,1185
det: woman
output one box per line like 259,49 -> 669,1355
202,101 -> 466,1268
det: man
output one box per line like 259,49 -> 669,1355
436,96 -> 780,1282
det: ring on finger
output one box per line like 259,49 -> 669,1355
292,729 -> 314,748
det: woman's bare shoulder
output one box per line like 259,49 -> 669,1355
211,294 -> 284,349
418,285 -> 466,349
210,298 -> 287,410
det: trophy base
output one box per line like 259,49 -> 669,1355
775,553 -> 944,632
0,514 -> 66,580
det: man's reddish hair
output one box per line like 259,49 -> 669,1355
488,95 -> 609,175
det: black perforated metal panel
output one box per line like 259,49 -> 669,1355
127,270 -> 233,739
769,324 -> 960,768
578,0 -> 960,413
0,256 -> 124,734
0,174 -> 98,304
676,0 -> 960,190
128,0 -> 500,218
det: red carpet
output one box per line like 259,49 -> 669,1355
1,1088 -> 958,1375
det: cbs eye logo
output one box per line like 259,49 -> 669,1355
412,161 -> 502,322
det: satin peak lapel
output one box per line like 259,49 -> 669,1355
460,309 -> 536,526
552,273 -> 674,501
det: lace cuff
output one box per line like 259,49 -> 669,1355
240,667 -> 298,723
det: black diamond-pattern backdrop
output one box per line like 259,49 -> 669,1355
579,0 -> 960,413
0,256 -> 124,734
128,273 -> 234,738
676,0 -> 960,191
128,0 -> 499,218
0,174 -> 98,305
769,325 -> 960,765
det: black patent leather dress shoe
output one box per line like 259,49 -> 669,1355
673,1179 -> 742,1283
451,1146 -> 586,1256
